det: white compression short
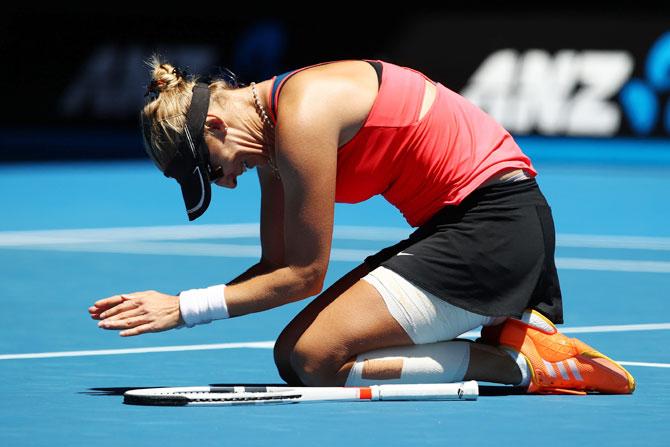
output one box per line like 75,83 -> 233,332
361,265 -> 505,344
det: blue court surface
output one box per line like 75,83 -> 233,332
1,137 -> 668,446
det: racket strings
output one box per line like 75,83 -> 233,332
133,389 -> 303,403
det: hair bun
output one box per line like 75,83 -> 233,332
144,62 -> 190,99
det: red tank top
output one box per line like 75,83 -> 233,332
267,59 -> 537,227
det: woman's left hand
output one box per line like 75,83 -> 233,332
88,290 -> 183,337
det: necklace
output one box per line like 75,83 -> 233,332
251,82 -> 280,179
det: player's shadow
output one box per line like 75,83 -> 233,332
478,385 -> 528,396
82,384 -> 613,398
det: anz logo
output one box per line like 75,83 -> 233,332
461,32 -> 670,137
620,32 -> 670,136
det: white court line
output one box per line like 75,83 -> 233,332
558,234 -> 670,251
0,224 -> 260,247
1,224 -> 669,250
0,224 -> 409,246
2,225 -> 670,272
0,241 -> 372,263
559,323 -> 670,334
618,361 -> 670,368
556,258 -> 670,274
2,240 -> 668,273
459,322 -> 670,338
0,341 -> 275,360
1,322 -> 669,362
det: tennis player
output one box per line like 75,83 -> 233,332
89,56 -> 635,395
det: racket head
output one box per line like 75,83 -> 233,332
123,386 -> 303,406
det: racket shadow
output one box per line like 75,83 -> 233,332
82,383 -> 289,397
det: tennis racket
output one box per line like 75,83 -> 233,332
123,381 -> 478,406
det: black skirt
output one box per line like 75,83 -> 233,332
363,178 -> 564,324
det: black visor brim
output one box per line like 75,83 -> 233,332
160,83 -> 213,221
177,164 -> 212,221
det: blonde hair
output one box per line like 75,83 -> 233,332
140,54 -> 237,171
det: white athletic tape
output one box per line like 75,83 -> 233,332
345,341 -> 470,386
362,266 -> 496,344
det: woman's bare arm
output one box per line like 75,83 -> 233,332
257,163 -> 286,269
91,78 -> 342,334
223,84 -> 338,317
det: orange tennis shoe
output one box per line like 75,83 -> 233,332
481,310 -> 636,395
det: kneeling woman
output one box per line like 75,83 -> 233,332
89,57 -> 634,395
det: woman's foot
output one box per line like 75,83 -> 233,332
480,310 -> 635,395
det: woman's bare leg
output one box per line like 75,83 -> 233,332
276,268 -> 522,386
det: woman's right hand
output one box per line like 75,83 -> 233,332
89,290 -> 183,337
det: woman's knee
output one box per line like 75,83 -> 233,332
289,334 -> 348,386
273,325 -> 304,385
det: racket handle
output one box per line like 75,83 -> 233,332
372,381 -> 478,401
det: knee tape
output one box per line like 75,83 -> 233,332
344,341 -> 471,386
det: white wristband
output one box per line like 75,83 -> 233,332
178,284 -> 229,328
